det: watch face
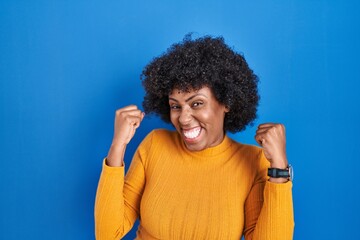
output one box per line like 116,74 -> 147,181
289,165 -> 294,181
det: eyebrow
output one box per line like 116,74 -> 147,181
169,93 -> 207,103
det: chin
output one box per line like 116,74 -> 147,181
184,142 -> 206,152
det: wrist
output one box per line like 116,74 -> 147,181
270,163 -> 287,169
111,139 -> 128,149
106,144 -> 127,167
270,157 -> 288,169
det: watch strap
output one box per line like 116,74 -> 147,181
268,167 -> 290,178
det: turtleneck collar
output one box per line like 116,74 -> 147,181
177,131 -> 233,158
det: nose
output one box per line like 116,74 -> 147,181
178,107 -> 192,126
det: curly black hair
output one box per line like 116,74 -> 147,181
141,34 -> 259,133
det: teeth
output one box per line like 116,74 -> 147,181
183,127 -> 201,139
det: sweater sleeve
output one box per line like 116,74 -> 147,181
94,132 -> 153,240
243,151 -> 295,240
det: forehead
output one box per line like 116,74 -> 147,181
169,86 -> 213,98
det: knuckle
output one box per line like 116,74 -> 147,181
276,123 -> 285,132
129,104 -> 138,108
116,108 -> 126,116
119,111 -> 126,117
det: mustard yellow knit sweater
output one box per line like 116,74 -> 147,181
95,129 -> 294,240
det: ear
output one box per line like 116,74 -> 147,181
224,105 -> 230,113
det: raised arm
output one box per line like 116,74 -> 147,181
94,105 -> 145,239
244,123 -> 294,240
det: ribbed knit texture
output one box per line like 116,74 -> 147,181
95,129 -> 294,240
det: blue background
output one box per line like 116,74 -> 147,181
1,0 -> 359,239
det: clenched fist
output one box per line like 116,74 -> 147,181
255,123 -> 288,169
107,105 -> 145,167
112,105 -> 145,146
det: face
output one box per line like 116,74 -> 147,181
168,86 -> 229,151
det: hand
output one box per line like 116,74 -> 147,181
112,105 -> 145,146
255,123 -> 288,169
107,105 -> 145,167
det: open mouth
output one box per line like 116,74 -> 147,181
182,127 -> 202,140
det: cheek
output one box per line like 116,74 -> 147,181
169,112 -> 178,126
208,111 -> 225,129
202,110 -> 219,122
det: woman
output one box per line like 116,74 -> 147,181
95,35 -> 294,240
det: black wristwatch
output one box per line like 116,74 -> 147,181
268,165 -> 294,181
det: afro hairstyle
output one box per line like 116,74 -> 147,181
141,34 -> 259,133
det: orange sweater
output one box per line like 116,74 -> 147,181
95,129 -> 294,239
